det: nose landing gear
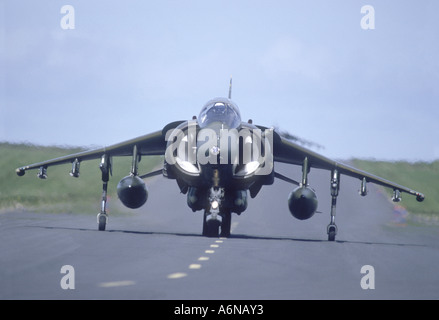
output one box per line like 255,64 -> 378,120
202,210 -> 231,238
202,187 -> 232,237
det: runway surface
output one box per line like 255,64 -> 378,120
1,164 -> 438,300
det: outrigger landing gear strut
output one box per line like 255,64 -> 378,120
327,169 -> 340,241
97,154 -> 111,231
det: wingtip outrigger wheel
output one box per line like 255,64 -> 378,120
97,213 -> 108,231
97,154 -> 111,231
327,224 -> 338,241
327,169 -> 340,241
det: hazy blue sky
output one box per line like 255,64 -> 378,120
1,1 -> 438,161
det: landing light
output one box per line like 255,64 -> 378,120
211,200 -> 219,210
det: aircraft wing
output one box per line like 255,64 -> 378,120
15,129 -> 167,176
272,130 -> 425,202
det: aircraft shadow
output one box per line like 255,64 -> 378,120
229,233 -> 428,247
31,225 -> 427,248
31,225 -> 201,238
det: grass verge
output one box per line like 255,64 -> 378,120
351,158 -> 439,223
0,142 -> 162,215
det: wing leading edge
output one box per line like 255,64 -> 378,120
272,130 -> 425,202
16,122 -> 426,202
16,129 -> 167,177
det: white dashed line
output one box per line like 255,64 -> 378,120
98,280 -> 136,288
167,272 -> 187,279
198,256 -> 209,261
167,229 -> 239,280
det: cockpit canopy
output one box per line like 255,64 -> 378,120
198,98 -> 242,129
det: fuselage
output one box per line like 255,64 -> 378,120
163,97 -> 274,214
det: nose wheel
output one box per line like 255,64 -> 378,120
202,210 -> 231,238
202,216 -> 220,237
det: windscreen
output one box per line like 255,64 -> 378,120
198,98 -> 242,129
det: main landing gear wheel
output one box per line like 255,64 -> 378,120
220,211 -> 231,238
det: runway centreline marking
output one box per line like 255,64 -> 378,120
98,280 -> 136,288
167,272 -> 187,279
167,235 -> 231,279
167,222 -> 240,280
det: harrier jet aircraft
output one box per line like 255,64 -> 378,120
16,80 -> 425,240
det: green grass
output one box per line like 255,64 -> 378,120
351,159 -> 439,219
0,142 -> 162,214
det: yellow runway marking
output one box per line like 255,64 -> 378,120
167,233 -> 232,280
167,272 -> 187,279
198,256 -> 209,261
98,280 -> 135,288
